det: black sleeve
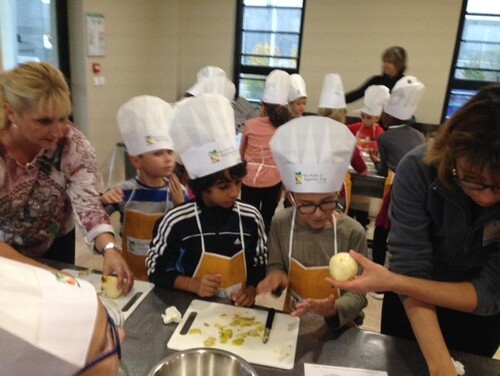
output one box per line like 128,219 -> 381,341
345,75 -> 379,103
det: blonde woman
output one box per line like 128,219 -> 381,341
0,62 -> 133,292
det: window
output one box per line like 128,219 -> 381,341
0,0 -> 69,78
441,0 -> 500,121
233,0 -> 306,104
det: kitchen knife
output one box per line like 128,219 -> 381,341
121,292 -> 142,312
262,308 -> 275,344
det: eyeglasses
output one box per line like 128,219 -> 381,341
75,312 -> 122,375
452,162 -> 500,194
291,197 -> 339,214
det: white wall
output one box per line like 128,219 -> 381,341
301,0 -> 462,124
63,0 -> 461,165
68,0 -> 179,165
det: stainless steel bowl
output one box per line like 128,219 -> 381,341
148,348 -> 259,376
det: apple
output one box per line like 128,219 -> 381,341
329,253 -> 358,281
101,275 -> 123,299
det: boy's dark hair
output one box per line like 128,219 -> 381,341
188,161 -> 247,197
262,102 -> 291,128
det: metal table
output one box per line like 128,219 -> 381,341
120,287 -> 500,376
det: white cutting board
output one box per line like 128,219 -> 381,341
167,299 -> 300,370
62,269 -> 154,321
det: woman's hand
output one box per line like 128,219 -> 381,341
291,295 -> 337,318
169,174 -> 185,206
256,270 -> 288,295
100,188 -> 124,205
102,249 -> 134,293
231,285 -> 256,307
326,250 -> 394,293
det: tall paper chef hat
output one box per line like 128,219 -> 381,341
270,116 -> 356,193
383,76 -> 425,120
361,85 -> 391,116
186,66 -> 227,97
318,73 -> 346,109
262,69 -> 291,105
288,73 -> 307,102
199,76 -> 236,101
170,93 -> 241,179
117,95 -> 174,156
0,257 -> 98,376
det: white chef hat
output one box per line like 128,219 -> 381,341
117,95 -> 174,156
270,116 -> 356,193
361,85 -> 391,116
0,257 -> 98,376
169,93 -> 241,179
186,66 -> 227,97
198,76 -> 236,101
196,65 -> 226,81
288,73 -> 307,102
383,76 -> 425,120
318,73 -> 346,109
262,69 -> 291,105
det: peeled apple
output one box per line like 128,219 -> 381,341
329,253 -> 358,281
101,275 -> 123,299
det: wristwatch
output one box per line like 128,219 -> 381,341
100,242 -> 121,255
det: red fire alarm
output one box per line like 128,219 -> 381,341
92,63 -> 101,74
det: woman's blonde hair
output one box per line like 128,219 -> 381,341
0,62 -> 72,129
317,107 -> 347,124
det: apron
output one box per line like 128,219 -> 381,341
247,145 -> 277,186
286,209 -> 340,312
375,170 -> 395,230
122,187 -> 167,281
192,202 -> 247,298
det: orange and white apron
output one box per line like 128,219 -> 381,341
286,208 -> 340,312
121,188 -> 168,281
192,202 -> 247,298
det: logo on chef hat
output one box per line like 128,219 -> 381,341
54,272 -> 81,287
295,172 -> 304,184
145,135 -> 155,145
209,149 -> 221,163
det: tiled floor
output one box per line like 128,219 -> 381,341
74,214 -> 499,360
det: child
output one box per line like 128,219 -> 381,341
146,93 -> 267,307
240,69 -> 291,233
348,85 -> 390,154
369,76 -> 426,283
257,116 -> 368,331
288,73 -> 308,118
101,95 -> 187,280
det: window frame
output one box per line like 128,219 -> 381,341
233,0 -> 307,103
441,0 -> 500,122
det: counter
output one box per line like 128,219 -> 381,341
119,287 -> 499,376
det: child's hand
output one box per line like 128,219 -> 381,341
169,174 -> 185,205
256,270 -> 288,295
231,285 -> 256,307
101,188 -> 124,205
193,273 -> 221,297
291,295 -> 337,318
369,150 -> 381,164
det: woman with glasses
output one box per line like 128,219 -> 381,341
256,116 -> 368,331
0,246 -> 124,376
329,85 -> 500,374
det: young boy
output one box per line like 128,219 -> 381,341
348,85 -> 390,154
257,116 -> 368,331
146,93 -> 267,307
101,95 -> 187,280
